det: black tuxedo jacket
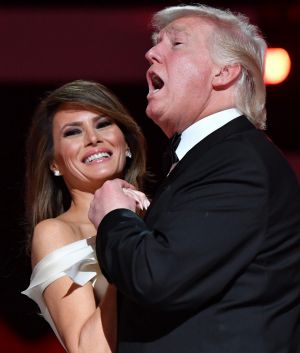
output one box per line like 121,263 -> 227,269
97,116 -> 300,353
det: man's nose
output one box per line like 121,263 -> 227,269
145,45 -> 161,65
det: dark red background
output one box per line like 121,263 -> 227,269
1,1 -> 299,352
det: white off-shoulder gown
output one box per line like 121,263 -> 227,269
22,237 -> 104,349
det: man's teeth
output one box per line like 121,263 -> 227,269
85,152 -> 111,164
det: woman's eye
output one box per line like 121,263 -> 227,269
63,128 -> 81,137
96,119 -> 112,129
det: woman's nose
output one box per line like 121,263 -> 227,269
85,129 -> 101,146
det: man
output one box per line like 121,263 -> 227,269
89,4 -> 300,353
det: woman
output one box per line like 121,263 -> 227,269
22,80 -> 149,353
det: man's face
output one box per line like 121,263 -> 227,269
145,16 -> 218,137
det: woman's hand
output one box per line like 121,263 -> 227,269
122,188 -> 150,211
88,179 -> 149,229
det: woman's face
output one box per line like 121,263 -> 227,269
51,107 -> 129,193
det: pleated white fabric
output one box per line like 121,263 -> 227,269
22,237 -> 101,349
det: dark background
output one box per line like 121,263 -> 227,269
0,1 -> 299,352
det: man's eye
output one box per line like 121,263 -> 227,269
63,128 -> 81,137
172,40 -> 183,47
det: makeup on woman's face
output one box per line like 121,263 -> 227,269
51,108 -> 128,191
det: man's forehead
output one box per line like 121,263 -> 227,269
153,16 -> 212,44
162,17 -> 195,33
155,19 -> 192,42
160,25 -> 189,38
160,16 -> 212,35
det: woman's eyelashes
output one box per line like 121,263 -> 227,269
63,127 -> 81,137
62,118 -> 113,138
95,118 -> 112,129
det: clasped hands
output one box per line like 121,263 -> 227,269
88,178 -> 150,229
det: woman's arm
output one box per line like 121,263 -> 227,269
31,219 -> 117,353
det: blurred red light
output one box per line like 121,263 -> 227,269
264,48 -> 291,85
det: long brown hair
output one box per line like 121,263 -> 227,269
25,80 -> 147,249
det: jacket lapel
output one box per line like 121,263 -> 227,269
145,116 -> 256,216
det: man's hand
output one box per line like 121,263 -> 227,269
89,179 -> 149,229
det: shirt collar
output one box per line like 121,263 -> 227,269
176,108 -> 243,160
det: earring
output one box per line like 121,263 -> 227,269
53,170 -> 61,176
125,149 -> 132,159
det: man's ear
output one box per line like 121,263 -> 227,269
212,63 -> 241,90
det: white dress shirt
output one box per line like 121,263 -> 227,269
176,108 -> 243,161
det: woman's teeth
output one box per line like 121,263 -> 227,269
84,152 -> 111,164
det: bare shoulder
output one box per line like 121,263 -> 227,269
31,218 -> 76,267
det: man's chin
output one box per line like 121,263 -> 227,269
146,102 -> 162,118
146,107 -> 161,124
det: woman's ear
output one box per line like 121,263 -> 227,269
50,161 -> 62,176
212,63 -> 241,90
125,145 -> 132,159
50,161 -> 57,172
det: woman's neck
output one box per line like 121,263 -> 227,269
62,189 -> 95,225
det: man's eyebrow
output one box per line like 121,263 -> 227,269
152,26 -> 189,44
166,25 -> 189,36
